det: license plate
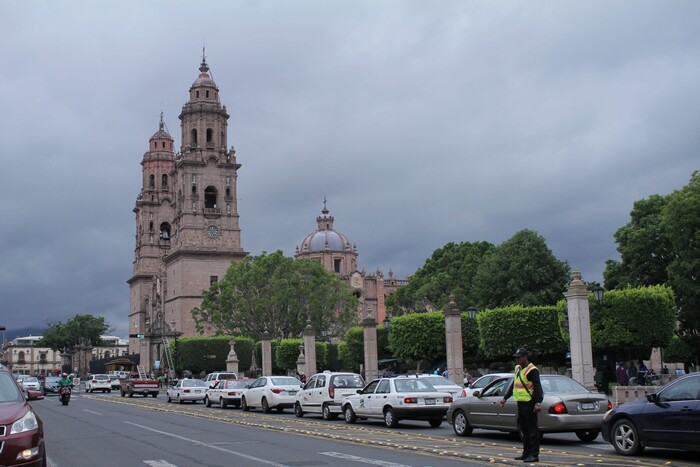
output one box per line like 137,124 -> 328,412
581,402 -> 595,410
424,398 -> 435,405
288,391 -> 297,395
195,390 -> 201,394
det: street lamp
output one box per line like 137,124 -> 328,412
320,327 -> 331,371
593,285 -> 604,306
467,306 -> 477,320
382,317 -> 391,329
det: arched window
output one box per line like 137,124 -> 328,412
104,351 -> 111,359
206,128 -> 213,143
226,188 -> 231,198
204,186 -> 218,209
160,222 -> 171,240
18,351 -> 26,363
162,174 -> 168,189
190,128 -> 198,145
149,221 -> 154,232
149,174 -> 155,188
334,259 -> 342,273
192,186 -> 197,196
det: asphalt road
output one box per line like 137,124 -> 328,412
30,390 -> 700,467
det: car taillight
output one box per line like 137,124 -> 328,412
404,397 -> 417,404
329,387 -> 335,398
443,396 -> 453,403
607,401 -> 613,410
228,391 -> 238,396
271,388 -> 283,394
184,389 -> 191,393
461,388 -> 467,397
549,402 -> 567,414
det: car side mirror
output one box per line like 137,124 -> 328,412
646,393 -> 659,403
245,384 -> 251,389
356,389 -> 362,394
472,390 -> 481,397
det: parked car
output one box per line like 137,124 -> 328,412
203,372 -> 239,388
0,366 -> 46,466
397,374 -> 463,400
108,374 -> 121,390
20,376 -> 41,392
295,372 -> 365,419
341,376 -> 453,428
85,374 -> 112,393
461,373 -> 511,397
166,378 -> 207,404
242,376 -> 303,413
205,378 -> 255,408
43,376 -> 61,395
601,372 -> 700,455
447,374 -> 611,442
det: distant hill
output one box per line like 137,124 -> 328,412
3,326 -> 47,342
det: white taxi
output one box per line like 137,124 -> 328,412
85,374 -> 112,393
294,372 -> 365,420
242,376 -> 302,413
341,376 -> 453,428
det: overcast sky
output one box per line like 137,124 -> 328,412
1,1 -> 698,339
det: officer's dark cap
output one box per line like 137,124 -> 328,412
513,348 -> 528,357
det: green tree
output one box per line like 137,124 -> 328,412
662,171 -> 700,362
604,195 -> 674,288
472,230 -> 570,309
386,241 -> 494,315
38,314 -> 109,353
192,251 -> 358,341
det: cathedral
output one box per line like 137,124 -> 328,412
128,58 -> 404,372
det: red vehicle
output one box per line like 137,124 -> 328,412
0,365 -> 46,466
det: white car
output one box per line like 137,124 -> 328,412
461,373 -> 511,397
341,376 -> 453,428
205,378 -> 255,408
242,376 -> 302,413
167,378 -> 207,404
85,374 -> 112,393
294,372 -> 365,420
20,376 -> 41,392
398,375 -> 464,400
203,372 -> 239,388
108,374 -> 121,389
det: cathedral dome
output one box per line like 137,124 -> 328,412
192,58 -> 217,88
297,203 -> 355,253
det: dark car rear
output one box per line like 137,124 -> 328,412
43,376 -> 60,395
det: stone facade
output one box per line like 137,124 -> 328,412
128,58 -> 246,372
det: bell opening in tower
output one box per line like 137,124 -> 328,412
204,186 -> 218,209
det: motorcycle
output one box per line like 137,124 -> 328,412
59,385 -> 72,405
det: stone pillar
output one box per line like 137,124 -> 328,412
296,344 -> 306,376
226,339 -> 239,374
362,306 -> 379,382
303,321 -> 317,377
261,331 -> 272,376
564,269 -> 595,390
444,294 -> 464,387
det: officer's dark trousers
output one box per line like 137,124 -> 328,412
517,401 -> 540,457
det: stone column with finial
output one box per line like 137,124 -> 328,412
444,293 -> 464,387
261,331 -> 272,376
226,338 -> 239,374
362,305 -> 379,382
296,344 -> 306,376
564,269 -> 595,390
303,321 -> 317,377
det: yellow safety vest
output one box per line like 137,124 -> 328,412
513,363 -> 537,402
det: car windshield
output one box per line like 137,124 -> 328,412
108,375 -> 119,380
183,380 -> 206,388
0,373 -> 23,402
224,380 -> 250,389
540,376 -> 589,394
331,375 -> 364,388
45,377 -> 60,383
419,376 -> 456,386
94,375 -> 109,380
394,378 -> 437,393
23,377 -> 38,383
270,377 -> 301,386
218,374 -> 237,380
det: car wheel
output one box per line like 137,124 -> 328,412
178,394 -> 184,404
205,396 -> 212,407
241,396 -> 250,411
452,410 -> 473,436
128,391 -> 134,398
107,389 -> 111,394
221,400 -> 228,409
261,397 -> 271,414
322,403 -> 337,420
167,394 -> 172,403
383,407 -> 399,428
611,418 -> 644,456
343,405 -> 357,424
294,402 -> 304,418
575,429 -> 600,442
429,418 -> 443,428
152,393 -> 157,398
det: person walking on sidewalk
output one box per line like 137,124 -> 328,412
499,348 -> 544,463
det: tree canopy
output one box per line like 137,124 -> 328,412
37,314 -> 109,352
192,251 -> 359,341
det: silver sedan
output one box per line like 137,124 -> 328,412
447,374 -> 611,442
166,378 -> 207,404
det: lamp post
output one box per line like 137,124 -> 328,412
382,317 -> 391,330
320,327 -> 331,371
467,306 -> 477,320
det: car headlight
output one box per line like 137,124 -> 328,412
11,410 -> 39,434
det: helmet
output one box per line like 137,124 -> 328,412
62,372 -> 68,377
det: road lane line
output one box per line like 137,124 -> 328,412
144,460 -> 178,467
123,421 -> 289,466
320,452 -> 413,467
83,409 -> 102,415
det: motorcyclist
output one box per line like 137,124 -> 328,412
57,372 -> 73,387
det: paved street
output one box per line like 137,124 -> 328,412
31,390 -> 699,467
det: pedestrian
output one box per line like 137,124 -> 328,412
627,361 -> 638,385
441,368 -> 448,378
499,348 -> 543,463
637,360 -> 649,385
615,362 -> 628,386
